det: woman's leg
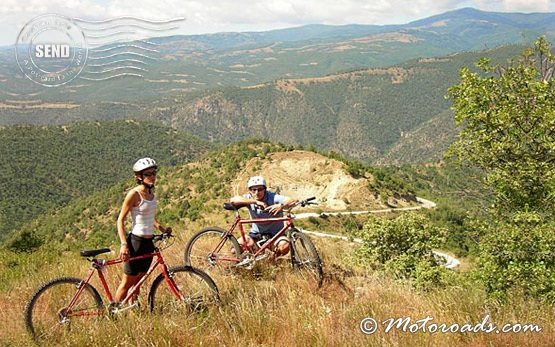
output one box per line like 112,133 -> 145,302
115,273 -> 143,303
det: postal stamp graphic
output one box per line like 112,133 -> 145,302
15,14 -> 184,87
15,14 -> 88,87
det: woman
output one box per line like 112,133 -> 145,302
114,157 -> 171,303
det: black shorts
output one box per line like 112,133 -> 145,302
123,233 -> 155,275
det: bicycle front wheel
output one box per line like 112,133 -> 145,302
184,227 -> 241,273
24,277 -> 103,342
290,229 -> 324,288
148,266 -> 219,316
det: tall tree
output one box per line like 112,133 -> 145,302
448,37 -> 555,216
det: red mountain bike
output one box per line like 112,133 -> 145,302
183,197 -> 323,287
24,233 -> 219,342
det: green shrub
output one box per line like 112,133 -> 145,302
6,230 -> 43,253
475,211 -> 555,302
308,216 -> 320,226
355,213 -> 448,290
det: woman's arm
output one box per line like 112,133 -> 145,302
153,219 -> 171,234
117,189 -> 139,258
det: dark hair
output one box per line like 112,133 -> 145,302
135,172 -> 143,185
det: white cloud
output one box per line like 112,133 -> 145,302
474,0 -> 555,12
502,0 -> 552,12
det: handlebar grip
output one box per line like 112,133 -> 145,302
300,197 -> 317,207
153,233 -> 172,242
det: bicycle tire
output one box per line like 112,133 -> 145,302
290,229 -> 324,288
24,277 -> 103,342
183,227 -> 241,273
148,266 -> 219,315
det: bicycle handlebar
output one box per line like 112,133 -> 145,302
298,196 -> 317,207
153,232 -> 173,242
223,197 -> 317,213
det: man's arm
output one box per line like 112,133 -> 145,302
230,195 -> 267,209
265,196 -> 298,215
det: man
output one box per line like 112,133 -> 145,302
230,176 -> 298,256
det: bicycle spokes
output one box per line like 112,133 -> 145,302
149,266 -> 219,317
25,278 -> 103,342
184,228 -> 241,271
291,231 -> 324,288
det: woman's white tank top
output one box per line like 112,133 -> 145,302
131,191 -> 157,237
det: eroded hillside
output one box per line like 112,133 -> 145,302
232,150 -> 413,210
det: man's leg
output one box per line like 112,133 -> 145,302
238,233 -> 258,250
274,236 -> 290,257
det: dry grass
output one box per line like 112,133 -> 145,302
1,236 -> 554,346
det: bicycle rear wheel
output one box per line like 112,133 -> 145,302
148,266 -> 219,316
290,229 -> 324,288
184,227 -> 241,273
24,277 -> 103,342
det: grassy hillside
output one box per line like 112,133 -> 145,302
0,120 -> 211,240
3,235 -> 554,346
5,140 -> 416,251
1,141 -> 554,346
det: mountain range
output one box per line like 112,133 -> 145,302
2,8 -> 546,164
1,7 -> 553,105
2,7 -> 532,243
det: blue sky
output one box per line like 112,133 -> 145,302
1,0 -> 555,46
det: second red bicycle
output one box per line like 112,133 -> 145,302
183,197 -> 324,287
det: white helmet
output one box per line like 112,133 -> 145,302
133,157 -> 157,173
247,176 -> 267,188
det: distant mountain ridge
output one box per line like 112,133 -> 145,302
0,9 -> 550,166
1,7 -> 553,106
0,45 -> 524,165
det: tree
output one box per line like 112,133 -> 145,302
449,38 -> 555,301
475,212 -> 555,302
447,37 -> 555,216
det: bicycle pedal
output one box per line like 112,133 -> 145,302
110,301 -> 139,314
235,258 -> 253,267
254,253 -> 269,261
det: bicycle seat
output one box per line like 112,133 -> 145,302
223,202 -> 245,211
80,248 -> 111,257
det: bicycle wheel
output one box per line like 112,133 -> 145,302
148,266 -> 219,316
290,229 -> 324,288
24,277 -> 103,342
184,227 -> 241,273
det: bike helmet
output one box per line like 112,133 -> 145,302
247,176 -> 267,188
133,157 -> 157,173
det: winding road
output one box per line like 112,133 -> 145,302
295,197 -> 461,269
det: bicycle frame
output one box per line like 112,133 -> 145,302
215,210 -> 296,263
65,246 -> 181,317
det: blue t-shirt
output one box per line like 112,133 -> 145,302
243,191 -> 287,235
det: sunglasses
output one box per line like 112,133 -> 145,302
249,187 -> 265,192
142,171 -> 157,177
